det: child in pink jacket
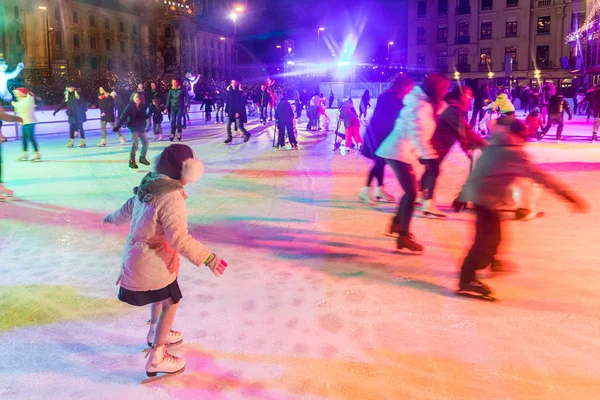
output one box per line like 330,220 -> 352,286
103,144 -> 227,378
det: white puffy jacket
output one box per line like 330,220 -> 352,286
105,173 -> 211,291
12,95 -> 36,125
375,86 -> 438,163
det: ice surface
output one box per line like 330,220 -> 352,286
1,111 -> 599,399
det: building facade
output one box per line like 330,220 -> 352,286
0,0 -> 234,80
407,0 -> 588,90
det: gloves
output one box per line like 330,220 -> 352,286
102,214 -> 114,224
204,253 -> 228,277
53,111 -> 57,117
113,126 -> 120,133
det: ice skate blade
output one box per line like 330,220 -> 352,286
421,211 -> 447,218
455,291 -> 496,302
145,339 -> 183,349
142,366 -> 185,384
395,247 -> 423,255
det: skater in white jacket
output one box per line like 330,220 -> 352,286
103,144 -> 228,379
12,87 -> 40,162
376,73 -> 450,253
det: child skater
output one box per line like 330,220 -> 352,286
525,107 -> 543,139
455,117 -> 588,297
339,100 -> 362,156
147,97 -> 165,141
12,88 -> 40,162
102,144 -> 228,378
319,105 -> 330,132
274,96 -> 298,150
201,93 -> 214,123
0,107 -> 22,201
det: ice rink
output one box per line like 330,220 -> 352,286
1,112 -> 599,399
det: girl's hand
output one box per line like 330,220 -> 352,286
204,253 -> 228,277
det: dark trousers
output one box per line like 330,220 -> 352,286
540,113 -> 564,139
277,121 -> 296,146
366,156 -> 385,186
419,158 -> 441,200
460,206 -> 501,285
386,159 -> 417,235
70,123 -> 85,139
469,107 -> 484,127
259,106 -> 267,122
295,100 -> 302,118
522,99 -> 532,114
129,128 -> 148,161
227,116 -> 249,138
205,111 -> 211,121
21,124 -> 38,152
215,106 -> 224,122
170,108 -> 184,134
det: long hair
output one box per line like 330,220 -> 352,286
421,73 -> 450,113
361,90 -> 370,104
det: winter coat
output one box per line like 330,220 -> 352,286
225,88 -> 248,123
55,91 -> 87,124
0,106 -> 22,123
98,95 -> 116,122
591,86 -> 600,117
146,88 -> 163,104
147,104 -> 165,124
431,99 -> 487,161
376,86 -> 438,163
258,90 -> 271,107
490,93 -> 515,115
104,173 -> 211,291
359,96 -> 370,114
362,91 -> 404,160
525,113 -> 543,132
11,95 -> 36,125
461,118 -> 568,210
275,99 -> 294,123
165,88 -> 190,111
115,101 -> 148,131
310,94 -> 321,108
214,92 -> 225,108
201,98 -> 214,112
339,103 -> 360,128
547,95 -> 572,117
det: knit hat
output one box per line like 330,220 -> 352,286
153,144 -> 204,182
13,87 -> 30,96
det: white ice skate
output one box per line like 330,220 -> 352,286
30,152 -> 41,162
97,139 -> 106,147
17,152 -> 28,161
147,321 -> 183,347
143,344 -> 186,383
418,200 -> 447,218
119,136 -> 126,145
0,183 -> 14,197
340,145 -> 349,156
358,186 -> 373,203
375,187 -> 395,203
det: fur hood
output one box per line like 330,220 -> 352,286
133,172 -> 184,204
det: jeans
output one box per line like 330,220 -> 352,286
259,106 -> 267,122
460,206 -> 501,285
205,111 -> 211,121
469,107 -> 484,127
227,116 -> 249,138
129,128 -> 149,161
541,114 -> 564,139
295,100 -> 302,118
215,106 -> 224,122
366,156 -> 385,187
170,108 -> 184,135
153,123 -> 163,137
101,120 -> 118,139
21,124 -> 38,152
70,123 -> 85,139
277,121 -> 296,146
386,159 -> 417,235
419,158 -> 441,200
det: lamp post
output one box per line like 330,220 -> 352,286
387,41 -> 394,62
39,6 -> 52,75
534,69 -> 541,87
317,27 -> 325,53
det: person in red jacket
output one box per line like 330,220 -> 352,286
525,107 -> 543,138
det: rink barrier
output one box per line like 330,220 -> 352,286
1,103 -> 206,140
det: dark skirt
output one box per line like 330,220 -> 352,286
118,279 -> 182,307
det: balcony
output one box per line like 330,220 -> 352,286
455,63 -> 471,73
436,65 -> 449,73
506,0 -> 518,7
437,37 -> 448,44
537,0 -> 552,6
454,36 -> 470,45
505,32 -> 517,38
456,6 -> 471,15
502,60 -> 519,70
478,63 -> 491,71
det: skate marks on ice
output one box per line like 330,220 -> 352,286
141,366 -> 186,384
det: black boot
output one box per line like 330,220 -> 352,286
139,156 -> 150,166
224,137 -> 232,144
396,232 -> 424,253
593,132 -> 597,143
177,132 -> 182,142
129,159 -> 138,169
243,133 -> 251,143
169,133 -> 175,142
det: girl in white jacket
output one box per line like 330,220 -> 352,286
103,144 -> 228,379
12,87 -> 40,161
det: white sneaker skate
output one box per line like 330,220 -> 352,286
0,183 -> 14,196
17,152 -> 28,161
375,187 -> 395,203
30,152 -> 41,162
358,186 -> 372,203
147,321 -> 183,347
119,136 -> 126,145
340,145 -> 349,156
144,344 -> 186,380
97,139 -> 106,147
419,200 -> 447,218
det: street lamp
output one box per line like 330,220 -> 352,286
230,10 -> 242,72
454,71 -> 461,80
487,71 -> 494,79
39,6 -> 52,75
387,41 -> 394,61
317,27 -> 325,53
534,69 -> 541,86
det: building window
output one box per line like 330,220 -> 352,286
437,27 -> 447,43
417,53 -> 426,68
458,22 -> 469,37
479,48 -> 492,65
14,6 -> 19,20
107,59 -> 112,71
482,0 -> 493,11
15,30 -> 22,46
165,27 -> 172,39
120,41 -> 125,53
506,0 -> 518,6
417,27 -> 426,44
74,34 -> 80,48
121,60 -> 128,70
90,15 -> 95,27
90,36 -> 97,50
74,56 -> 82,69
106,39 -> 112,51
438,0 -> 448,16
481,22 -> 492,39
537,16 -> 551,35
105,17 -> 110,30
437,51 -> 448,66
73,11 -> 79,24
91,57 -> 98,70
457,49 -> 468,66
119,21 -> 125,33
536,45 -> 549,68
417,1 -> 426,18
132,24 -> 137,35
505,47 -> 517,65
506,21 -> 517,37
456,0 -> 471,15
